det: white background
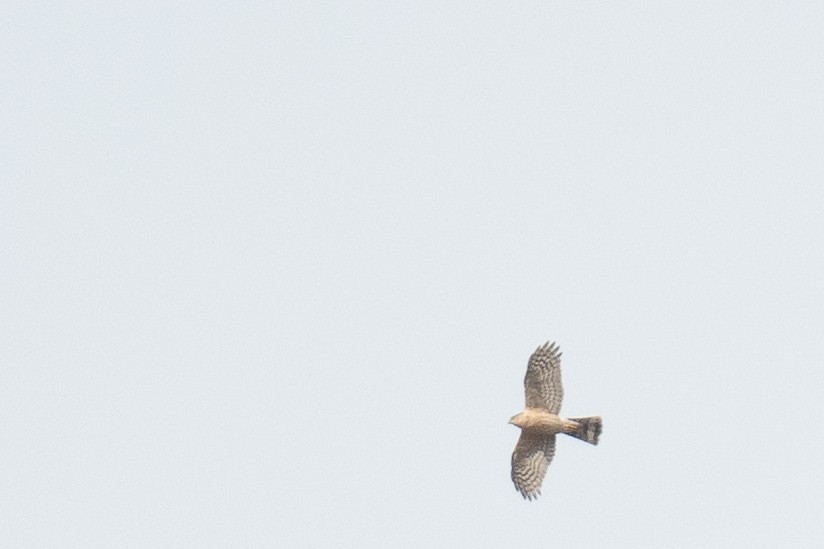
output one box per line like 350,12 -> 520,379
3,2 -> 823,547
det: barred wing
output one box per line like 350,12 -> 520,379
524,341 -> 563,413
511,432 -> 556,500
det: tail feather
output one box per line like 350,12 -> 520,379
566,416 -> 602,445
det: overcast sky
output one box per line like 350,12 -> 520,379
2,2 -> 823,547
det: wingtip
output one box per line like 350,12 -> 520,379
516,486 -> 541,501
538,340 -> 556,352
539,341 -> 559,353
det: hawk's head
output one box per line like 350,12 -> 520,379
509,413 -> 526,428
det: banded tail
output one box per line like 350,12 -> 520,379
566,416 -> 602,445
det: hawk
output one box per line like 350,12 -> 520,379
509,341 -> 602,500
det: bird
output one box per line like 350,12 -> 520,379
509,341 -> 602,500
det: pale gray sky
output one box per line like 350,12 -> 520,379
2,2 -> 823,547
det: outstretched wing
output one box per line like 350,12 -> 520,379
511,432 -> 556,500
524,341 -> 564,413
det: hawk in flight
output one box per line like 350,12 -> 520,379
509,341 -> 602,500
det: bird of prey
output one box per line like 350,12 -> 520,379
509,341 -> 602,500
